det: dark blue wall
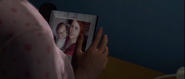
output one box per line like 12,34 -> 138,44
30,1 -> 184,74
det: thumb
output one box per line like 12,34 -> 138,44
75,34 -> 84,53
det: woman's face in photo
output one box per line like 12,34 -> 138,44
69,20 -> 80,39
57,24 -> 67,39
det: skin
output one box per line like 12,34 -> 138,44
56,24 -> 67,39
72,27 -> 109,79
69,20 -> 81,44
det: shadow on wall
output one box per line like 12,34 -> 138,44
39,3 -> 57,23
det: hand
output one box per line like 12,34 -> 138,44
72,27 -> 109,79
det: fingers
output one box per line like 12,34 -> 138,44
98,35 -> 108,51
90,27 -> 103,48
101,47 -> 108,69
103,47 -> 109,57
75,34 -> 84,53
103,57 -> 108,69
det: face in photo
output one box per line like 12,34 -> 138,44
69,20 -> 81,39
56,23 -> 67,39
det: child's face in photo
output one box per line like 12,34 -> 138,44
57,24 -> 67,39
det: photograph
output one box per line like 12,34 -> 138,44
53,18 -> 90,56
49,10 -> 98,60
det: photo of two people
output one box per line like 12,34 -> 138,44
49,10 -> 98,60
53,18 -> 91,57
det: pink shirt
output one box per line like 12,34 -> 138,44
0,0 -> 75,79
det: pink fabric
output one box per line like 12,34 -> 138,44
0,0 -> 74,79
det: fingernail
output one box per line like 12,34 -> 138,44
105,34 -> 108,41
100,27 -> 103,30
104,34 -> 107,37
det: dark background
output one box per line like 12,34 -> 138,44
30,1 -> 184,74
